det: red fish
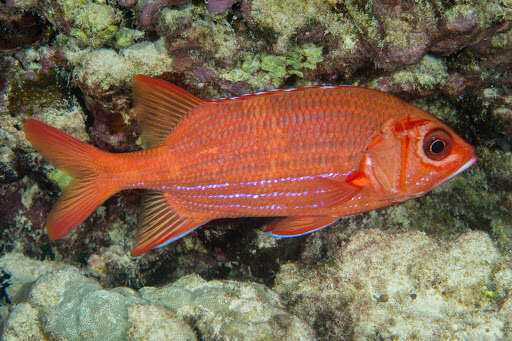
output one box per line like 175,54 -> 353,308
24,75 -> 477,256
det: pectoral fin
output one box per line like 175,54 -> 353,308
313,177 -> 363,208
263,173 -> 371,237
264,216 -> 341,237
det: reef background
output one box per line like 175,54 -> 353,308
0,0 -> 511,339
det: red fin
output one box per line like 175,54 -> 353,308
346,170 -> 371,188
46,179 -> 115,239
132,75 -> 206,148
317,178 -> 362,208
24,119 -> 118,239
264,216 -> 340,237
131,191 -> 209,256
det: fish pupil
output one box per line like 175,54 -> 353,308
430,139 -> 445,154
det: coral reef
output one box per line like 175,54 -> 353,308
42,0 -> 122,48
0,0 -> 511,339
0,253 -> 313,340
274,229 -> 512,340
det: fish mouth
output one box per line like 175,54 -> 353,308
454,154 -> 477,177
443,154 -> 478,184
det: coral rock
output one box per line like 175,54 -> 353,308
274,229 -> 512,340
0,254 -> 314,341
140,274 -> 315,340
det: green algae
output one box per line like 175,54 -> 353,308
224,44 -> 323,87
114,28 -> 144,49
48,169 -> 72,191
394,55 -> 448,89
71,2 -> 119,48
490,28 -> 512,49
223,54 -> 261,83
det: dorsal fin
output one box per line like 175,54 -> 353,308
132,75 -> 206,148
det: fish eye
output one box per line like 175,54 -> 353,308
423,129 -> 452,160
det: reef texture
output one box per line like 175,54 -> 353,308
0,253 -> 313,341
275,229 -> 512,340
0,0 -> 511,339
1,231 -> 511,340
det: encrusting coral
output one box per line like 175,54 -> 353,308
274,229 -> 512,340
0,253 -> 314,340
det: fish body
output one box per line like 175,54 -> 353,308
24,75 -> 477,256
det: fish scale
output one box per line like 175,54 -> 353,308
151,89 -> 382,217
174,91 -> 378,176
23,75 -> 477,256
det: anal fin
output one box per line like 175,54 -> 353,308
264,216 -> 341,237
131,191 -> 209,256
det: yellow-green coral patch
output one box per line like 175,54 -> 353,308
48,169 -> 73,191
222,44 -> 324,87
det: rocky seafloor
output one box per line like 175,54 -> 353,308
0,0 -> 511,340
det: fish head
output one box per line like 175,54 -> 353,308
365,105 -> 477,201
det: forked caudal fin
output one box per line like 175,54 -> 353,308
24,119 -> 118,240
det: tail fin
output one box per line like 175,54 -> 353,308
24,119 -> 118,240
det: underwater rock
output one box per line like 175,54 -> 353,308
0,253 -> 75,304
68,39 -> 173,151
140,274 -> 315,340
26,267 -> 196,340
242,0 -> 511,82
0,254 -> 313,341
156,5 -> 251,95
0,12 -> 46,51
369,54 -> 449,97
1,303 -> 44,341
127,303 -> 197,340
0,54 -> 91,259
274,229 -> 512,340
71,39 -> 173,95
42,0 -> 121,48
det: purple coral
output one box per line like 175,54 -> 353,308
41,48 -> 56,74
118,0 -> 137,8
208,0 -> 235,15
194,66 -> 215,83
139,0 -> 167,27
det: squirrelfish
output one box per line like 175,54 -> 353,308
24,75 -> 477,256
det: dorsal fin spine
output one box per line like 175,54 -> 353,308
132,74 -> 206,149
